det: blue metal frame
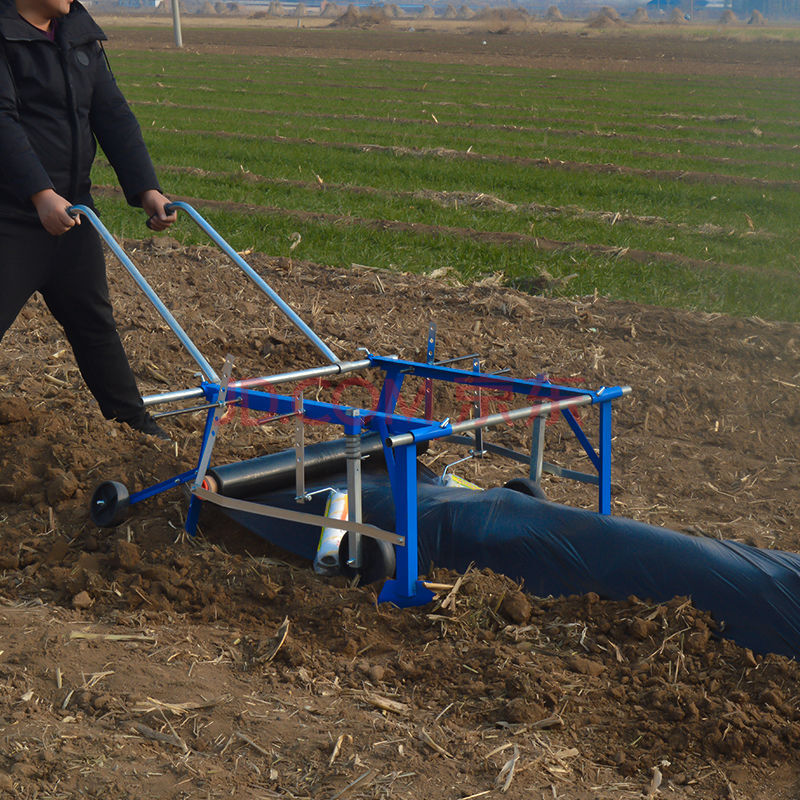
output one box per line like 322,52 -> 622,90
128,468 -> 198,507
77,200 -> 629,607
173,354 -> 627,604
367,354 -> 622,512
379,443 -> 435,607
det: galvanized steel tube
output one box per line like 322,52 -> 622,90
385,394 -> 596,448
69,204 -> 220,383
166,201 -> 340,365
143,359 -> 372,408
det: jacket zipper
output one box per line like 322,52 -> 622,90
56,40 -> 81,203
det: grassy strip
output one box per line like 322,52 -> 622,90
124,90 -> 800,150
110,56 -> 800,130
110,50 -> 800,109
126,100 -> 800,162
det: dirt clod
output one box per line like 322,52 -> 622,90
500,590 -> 532,623
0,397 -> 30,424
71,590 -> 93,609
113,539 -> 141,571
565,655 -> 606,677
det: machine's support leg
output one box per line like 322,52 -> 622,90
529,414 -> 546,484
294,396 -> 308,502
424,322 -> 436,419
186,355 -> 235,536
345,408 -> 363,569
377,368 -> 404,417
472,357 -> 486,457
378,442 -> 434,608
185,406 -> 215,535
598,400 -> 612,515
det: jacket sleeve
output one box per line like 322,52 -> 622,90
0,45 -> 54,203
89,44 -> 161,207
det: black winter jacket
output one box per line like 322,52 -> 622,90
0,0 -> 159,223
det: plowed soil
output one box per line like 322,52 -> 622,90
2,23 -> 800,800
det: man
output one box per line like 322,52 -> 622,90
0,0 -> 175,438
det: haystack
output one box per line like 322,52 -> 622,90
330,3 -> 391,27
748,8 -> 766,23
386,3 -> 406,17
331,2 -> 360,24
586,13 -> 614,27
214,1 -> 228,12
320,1 -> 341,16
719,8 -> 737,22
267,0 -> 284,15
197,0 -> 216,13
458,4 -> 475,18
631,6 -> 648,21
417,3 -> 435,17
443,4 -> 458,18
668,7 -> 685,22
361,4 -> 391,24
475,6 -> 528,21
545,5 -> 564,20
587,6 -> 622,27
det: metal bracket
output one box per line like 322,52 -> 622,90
346,408 -> 364,569
529,415 -> 546,484
294,395 -> 309,502
441,454 -> 474,484
424,321 -> 436,420
472,357 -> 487,458
152,398 -> 240,420
192,354 -> 235,492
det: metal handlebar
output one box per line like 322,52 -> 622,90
165,201 -> 341,366
71,199 -> 343,391
68,204 -> 220,383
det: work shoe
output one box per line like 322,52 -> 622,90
122,411 -> 171,441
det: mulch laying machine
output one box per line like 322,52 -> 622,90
82,202 -> 631,608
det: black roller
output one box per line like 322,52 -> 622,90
90,481 -> 130,527
207,434 -> 395,499
338,532 -> 396,585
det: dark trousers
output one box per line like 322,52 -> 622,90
0,218 -> 144,422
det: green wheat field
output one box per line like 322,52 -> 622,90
92,38 -> 800,322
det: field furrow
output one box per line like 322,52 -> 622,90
128,98 -> 800,163
130,161 -> 775,241
95,182 -> 772,276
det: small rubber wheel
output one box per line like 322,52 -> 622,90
504,477 -> 548,501
338,533 -> 396,585
89,481 -> 131,527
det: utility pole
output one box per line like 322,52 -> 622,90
171,0 -> 183,48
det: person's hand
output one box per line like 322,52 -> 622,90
31,189 -> 79,236
140,189 -> 177,232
